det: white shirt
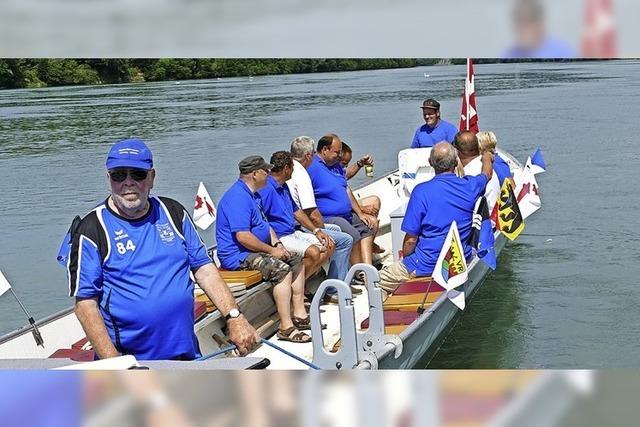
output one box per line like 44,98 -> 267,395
463,155 -> 500,214
287,159 -> 317,210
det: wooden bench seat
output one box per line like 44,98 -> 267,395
383,292 -> 443,311
218,270 -> 263,287
196,270 -> 264,312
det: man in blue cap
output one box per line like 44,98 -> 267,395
68,139 -> 259,360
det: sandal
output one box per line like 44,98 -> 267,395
292,316 -> 311,330
293,316 -> 327,330
277,326 -> 312,343
291,318 -> 327,331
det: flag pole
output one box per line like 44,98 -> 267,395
416,278 -> 434,315
466,58 -> 470,130
5,281 -> 45,348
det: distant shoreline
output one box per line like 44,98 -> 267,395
0,58 -> 589,90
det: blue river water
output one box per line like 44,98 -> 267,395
1,60 -> 639,368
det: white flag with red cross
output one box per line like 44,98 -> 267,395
193,182 -> 217,230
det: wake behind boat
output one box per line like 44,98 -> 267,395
0,60 -> 546,370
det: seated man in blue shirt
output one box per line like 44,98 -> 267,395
217,156 -> 311,343
411,99 -> 458,148
378,142 -> 494,295
258,151 -> 334,281
70,139 -> 259,360
307,134 -> 377,267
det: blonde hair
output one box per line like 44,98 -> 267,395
476,131 -> 498,153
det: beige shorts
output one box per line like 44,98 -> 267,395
280,230 -> 323,256
378,260 -> 417,294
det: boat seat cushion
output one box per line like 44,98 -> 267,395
360,310 -> 419,328
393,278 -> 446,295
49,348 -> 96,362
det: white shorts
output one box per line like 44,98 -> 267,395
280,230 -> 322,256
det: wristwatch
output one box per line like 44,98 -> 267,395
272,241 -> 283,248
225,308 -> 241,321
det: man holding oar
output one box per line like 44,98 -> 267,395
69,139 -> 259,360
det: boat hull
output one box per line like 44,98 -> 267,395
373,233 -> 507,369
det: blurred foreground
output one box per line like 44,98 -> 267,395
2,370 -> 637,427
1,0 -> 637,57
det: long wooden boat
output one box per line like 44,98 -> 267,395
0,59 -> 545,369
0,144 -> 539,370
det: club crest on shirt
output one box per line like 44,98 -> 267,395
156,223 -> 176,244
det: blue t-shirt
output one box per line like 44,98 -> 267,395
494,154 -> 512,186
69,197 -> 211,360
411,119 -> 458,148
217,179 -> 271,270
258,175 -> 299,238
329,162 -> 347,178
307,155 -> 353,221
503,37 -> 576,58
402,173 -> 488,276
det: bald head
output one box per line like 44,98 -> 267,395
454,131 -> 480,167
429,142 -> 458,174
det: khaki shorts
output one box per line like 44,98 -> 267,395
280,230 -> 322,256
239,252 -> 303,286
378,260 -> 417,294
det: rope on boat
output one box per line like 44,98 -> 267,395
197,345 -> 237,361
260,338 -> 320,370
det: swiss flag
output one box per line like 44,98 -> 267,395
459,58 -> 479,133
581,0 -> 617,57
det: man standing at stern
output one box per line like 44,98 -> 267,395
69,139 -> 259,360
411,98 -> 458,148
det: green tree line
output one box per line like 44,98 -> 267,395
0,58 -> 434,89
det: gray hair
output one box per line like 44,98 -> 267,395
429,142 -> 458,173
290,136 -> 315,160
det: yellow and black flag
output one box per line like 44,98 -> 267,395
496,180 -> 525,240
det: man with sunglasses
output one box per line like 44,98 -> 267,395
68,139 -> 259,360
410,99 -> 458,148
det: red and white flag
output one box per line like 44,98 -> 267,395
459,58 -> 479,133
581,0 -> 617,57
514,165 -> 542,220
193,182 -> 217,230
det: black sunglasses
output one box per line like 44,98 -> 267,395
109,169 -> 149,183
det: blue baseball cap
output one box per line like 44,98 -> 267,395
106,139 -> 154,170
